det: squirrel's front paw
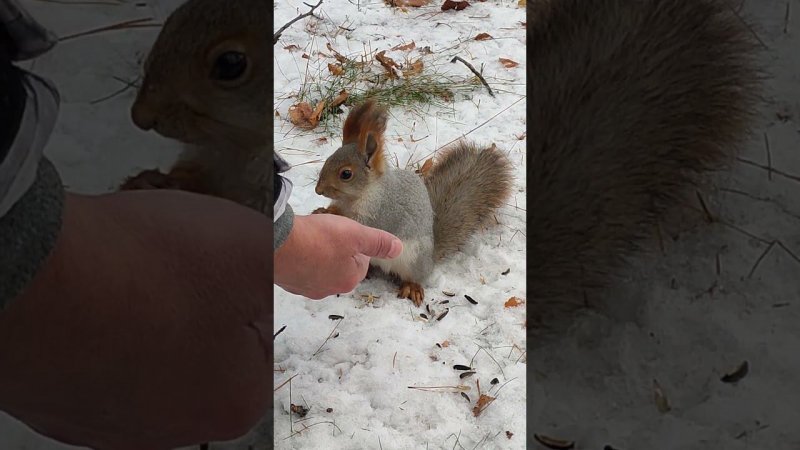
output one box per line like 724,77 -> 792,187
311,207 -> 330,214
119,169 -> 180,191
398,282 -> 424,307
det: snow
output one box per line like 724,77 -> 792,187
1,0 -> 798,449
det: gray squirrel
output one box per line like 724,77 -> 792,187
312,100 -> 514,306
119,0 -> 762,323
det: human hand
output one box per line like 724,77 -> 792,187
274,213 -> 403,299
0,190 -> 275,450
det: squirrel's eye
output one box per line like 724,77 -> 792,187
211,51 -> 248,81
340,169 -> 353,180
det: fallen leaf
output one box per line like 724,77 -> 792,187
442,0 -> 470,11
417,158 -> 434,176
499,57 -> 519,68
290,403 -> 309,417
472,393 -> 495,417
313,137 -> 329,145
288,101 -> 325,130
375,50 -> 400,78
328,63 -> 344,76
283,44 -> 301,52
441,340 -> 450,347
504,296 -> 524,308
403,58 -> 424,78
331,89 -> 349,108
392,41 -> 416,51
517,0 -> 526,6
274,110 -> 281,117
474,32 -> 493,40
301,53 -> 310,59
326,43 -> 350,63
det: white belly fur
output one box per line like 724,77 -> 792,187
372,239 -> 420,281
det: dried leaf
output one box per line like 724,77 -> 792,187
313,137 -> 328,145
506,431 -> 513,439
442,0 -> 470,10
474,32 -> 493,40
375,50 -> 400,78
392,41 -> 416,51
499,57 -> 519,68
533,434 -> 574,449
403,58 -> 424,78
504,296 -> 524,308
326,43 -> 350,63
472,393 -> 495,417
328,63 -> 344,76
288,101 -> 325,130
417,157 -> 434,176
301,53 -> 310,59
284,44 -> 301,52
653,379 -> 671,413
517,0 -> 526,6
290,403 -> 309,417
331,90 -> 349,108
441,340 -> 450,347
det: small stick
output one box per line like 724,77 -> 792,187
59,18 -> 158,41
748,240 -> 776,278
273,0 -> 324,45
274,325 -> 287,340
274,373 -> 298,392
312,318 -> 342,357
696,191 -> 715,223
785,1 -> 791,34
737,157 -> 800,184
764,132 -> 773,181
450,56 -> 494,97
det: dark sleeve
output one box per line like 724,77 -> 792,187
273,153 -> 294,249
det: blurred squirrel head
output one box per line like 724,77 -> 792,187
315,100 -> 388,201
130,0 -> 269,149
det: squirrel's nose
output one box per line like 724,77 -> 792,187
131,100 -> 156,131
314,184 -> 323,196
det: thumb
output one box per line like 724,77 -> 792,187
356,225 -> 403,259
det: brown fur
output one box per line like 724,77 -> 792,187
341,100 -> 388,176
424,142 -> 514,260
122,0 -> 272,212
527,0 -> 763,326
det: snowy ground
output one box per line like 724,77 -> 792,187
1,0 -> 798,449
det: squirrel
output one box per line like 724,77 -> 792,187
119,0 -> 272,213
526,0 -> 762,327
118,0 -> 762,322
312,100 -> 514,306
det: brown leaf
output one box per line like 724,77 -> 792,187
301,53 -> 310,59
441,339 -> 450,347
517,0 -> 526,6
331,90 -> 349,108
472,393 -> 495,417
328,63 -> 344,76
442,0 -> 470,10
313,137 -> 329,145
326,43 -> 350,63
392,41 -> 416,51
417,158 -> 434,177
499,57 -> 519,68
504,296 -> 524,308
474,32 -> 493,40
375,50 -> 400,78
284,44 -> 301,52
288,101 -> 325,130
403,58 -> 424,78
290,403 -> 309,417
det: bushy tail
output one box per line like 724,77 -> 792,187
424,141 -> 514,260
527,0 -> 762,325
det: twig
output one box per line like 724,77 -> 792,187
59,18 -> 159,41
274,374 -> 298,392
89,76 -> 140,104
737,157 -> 800,184
785,1 -> 791,34
282,421 -> 342,439
273,0 -> 324,45
476,344 -> 505,378
274,325 -> 287,340
696,191 -> 715,223
726,3 -> 768,49
764,132 -> 772,181
312,319 -> 343,357
450,56 -> 494,97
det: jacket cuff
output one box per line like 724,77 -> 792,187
0,156 -> 64,310
274,203 -> 294,249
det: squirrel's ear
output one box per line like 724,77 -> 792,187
365,133 -> 379,166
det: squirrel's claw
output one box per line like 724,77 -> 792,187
398,282 -> 424,307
